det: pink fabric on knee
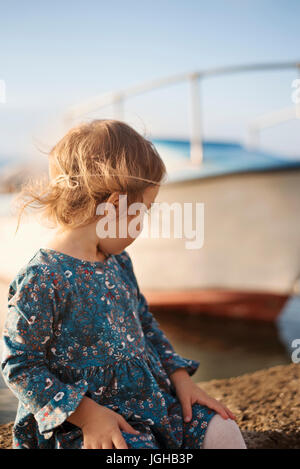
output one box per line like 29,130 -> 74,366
202,414 -> 247,449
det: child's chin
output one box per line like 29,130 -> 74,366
115,248 -> 126,254
109,247 -> 126,255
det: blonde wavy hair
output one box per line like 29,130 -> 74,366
16,119 -> 167,231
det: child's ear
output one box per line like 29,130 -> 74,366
106,192 -> 120,209
105,192 -> 128,219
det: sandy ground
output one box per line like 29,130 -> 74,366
0,363 -> 299,449
199,363 -> 300,449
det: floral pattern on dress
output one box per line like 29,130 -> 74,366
1,248 -> 216,449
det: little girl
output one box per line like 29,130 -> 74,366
1,120 -> 246,449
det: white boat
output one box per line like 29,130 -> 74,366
63,61 -> 300,320
127,145 -> 300,320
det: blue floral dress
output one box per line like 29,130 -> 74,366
1,248 -> 216,449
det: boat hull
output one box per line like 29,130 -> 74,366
127,168 -> 300,319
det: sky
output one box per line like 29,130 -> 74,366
0,0 -> 300,164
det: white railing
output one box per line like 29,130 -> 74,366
64,61 -> 300,165
248,105 -> 300,149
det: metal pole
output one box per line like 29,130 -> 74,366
248,63 -> 300,146
248,125 -> 260,149
189,74 -> 203,165
113,95 -> 125,121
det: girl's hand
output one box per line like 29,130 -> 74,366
67,396 -> 140,449
81,406 -> 140,449
170,369 -> 237,423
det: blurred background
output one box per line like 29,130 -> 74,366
0,0 -> 300,423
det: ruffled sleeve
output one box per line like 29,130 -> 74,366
1,264 -> 88,437
120,251 -> 200,377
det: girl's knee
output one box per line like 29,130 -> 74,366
203,414 -> 247,449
